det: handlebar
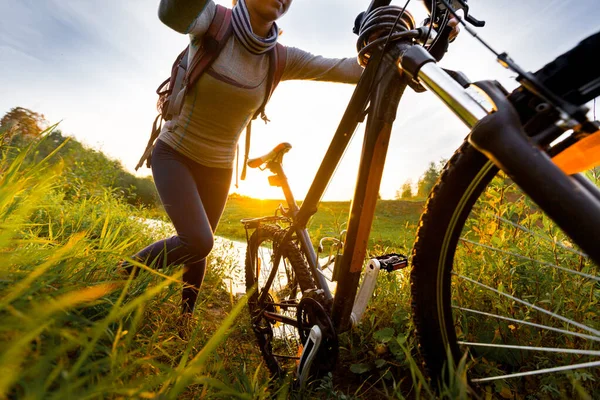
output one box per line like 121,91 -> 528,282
354,1 -> 485,66
366,0 -> 485,28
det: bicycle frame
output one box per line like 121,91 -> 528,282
259,26 -> 600,334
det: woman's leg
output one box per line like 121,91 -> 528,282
133,140 -> 214,268
181,165 -> 231,313
131,140 -> 231,313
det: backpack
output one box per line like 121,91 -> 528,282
136,4 -> 287,184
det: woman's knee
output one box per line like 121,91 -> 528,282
181,234 -> 214,261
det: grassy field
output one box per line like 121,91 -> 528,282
3,127 -> 598,399
0,131 -> 278,399
0,125 -> 440,399
217,196 -> 425,253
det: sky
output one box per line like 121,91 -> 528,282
1,0 -> 598,200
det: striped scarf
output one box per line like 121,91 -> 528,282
232,0 -> 279,55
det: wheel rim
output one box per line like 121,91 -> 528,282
443,167 -> 600,393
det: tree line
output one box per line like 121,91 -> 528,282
0,107 -> 160,208
395,159 -> 446,200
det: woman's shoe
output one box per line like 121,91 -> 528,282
176,312 -> 197,341
116,260 -> 137,278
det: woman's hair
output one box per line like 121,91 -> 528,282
232,0 -> 238,5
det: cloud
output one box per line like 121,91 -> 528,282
1,0 -> 598,200
0,1 -> 100,67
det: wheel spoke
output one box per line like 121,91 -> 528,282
458,341 -> 600,356
459,238 -> 599,282
453,273 -> 600,337
453,306 -> 600,342
478,210 -> 589,258
470,361 -> 600,383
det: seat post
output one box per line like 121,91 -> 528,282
267,161 -> 300,216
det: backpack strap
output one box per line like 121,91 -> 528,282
164,48 -> 189,119
186,5 -> 233,90
169,5 -> 232,123
135,114 -> 163,170
240,44 -> 287,182
170,6 -> 232,119
252,43 -> 287,121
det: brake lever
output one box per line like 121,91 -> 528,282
465,14 -> 485,27
458,2 -> 486,27
438,0 -> 486,28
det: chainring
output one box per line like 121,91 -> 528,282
296,290 -> 339,375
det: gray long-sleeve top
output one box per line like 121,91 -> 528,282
158,0 -> 364,168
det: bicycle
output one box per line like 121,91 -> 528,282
241,0 -> 600,394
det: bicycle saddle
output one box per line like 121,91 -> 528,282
247,142 -> 292,168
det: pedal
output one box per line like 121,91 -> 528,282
375,253 -> 408,272
296,325 -> 323,388
350,254 -> 408,326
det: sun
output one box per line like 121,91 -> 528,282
231,171 -> 286,200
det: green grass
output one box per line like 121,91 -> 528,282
4,124 -> 597,399
0,127 -> 457,399
218,196 -> 424,252
0,129 -> 275,399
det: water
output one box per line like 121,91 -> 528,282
139,217 -> 336,296
213,236 -> 248,295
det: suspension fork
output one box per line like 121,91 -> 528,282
332,43 -> 412,333
468,81 -> 600,264
400,46 -> 600,264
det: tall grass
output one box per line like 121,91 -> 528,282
283,171 -> 599,398
6,125 -> 595,399
447,172 -> 599,398
0,129 -> 272,399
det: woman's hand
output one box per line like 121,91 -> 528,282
448,17 -> 460,42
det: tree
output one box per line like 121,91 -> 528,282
0,107 -> 47,141
416,159 -> 447,198
398,179 -> 413,199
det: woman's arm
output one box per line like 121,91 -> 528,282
158,0 -> 211,33
282,47 -> 363,84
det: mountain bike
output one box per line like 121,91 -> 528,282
241,0 -> 600,393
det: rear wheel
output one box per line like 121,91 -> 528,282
245,224 -> 316,377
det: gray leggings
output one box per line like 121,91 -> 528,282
132,139 -> 232,313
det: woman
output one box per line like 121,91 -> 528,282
124,0 -> 364,319
130,0 -> 461,321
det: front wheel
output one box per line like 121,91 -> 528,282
411,141 -> 600,395
245,224 -> 316,378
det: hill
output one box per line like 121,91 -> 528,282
218,195 -> 425,251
